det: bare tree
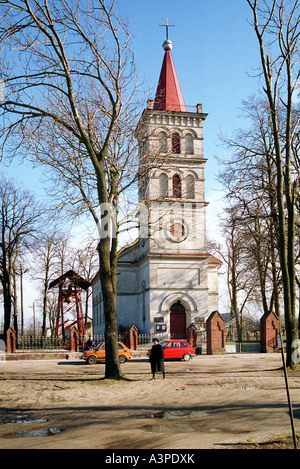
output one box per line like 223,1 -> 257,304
246,0 -> 300,366
218,97 -> 284,318
0,0 -> 156,378
0,176 -> 43,337
212,205 -> 259,339
72,237 -> 99,325
32,230 -> 71,337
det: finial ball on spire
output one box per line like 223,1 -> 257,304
159,18 -> 175,50
162,39 -> 173,51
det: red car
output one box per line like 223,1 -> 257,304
147,340 -> 196,361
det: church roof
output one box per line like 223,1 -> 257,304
153,40 -> 186,112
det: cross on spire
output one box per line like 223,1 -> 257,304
159,17 -> 175,41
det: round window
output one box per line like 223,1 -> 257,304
164,220 -> 189,243
170,222 -> 185,238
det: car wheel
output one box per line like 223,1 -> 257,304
182,353 -> 191,361
119,355 -> 127,364
87,355 -> 97,365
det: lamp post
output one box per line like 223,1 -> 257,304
278,332 -> 297,449
28,302 -> 36,336
14,265 -> 29,337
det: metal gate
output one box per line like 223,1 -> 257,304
225,316 -> 261,353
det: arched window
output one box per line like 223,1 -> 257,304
170,300 -> 185,312
186,174 -> 195,199
172,132 -> 180,154
158,132 -> 167,153
185,134 -> 194,154
159,173 -> 168,197
173,174 -> 182,198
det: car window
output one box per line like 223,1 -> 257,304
166,342 -> 179,348
95,342 -> 105,351
118,344 -> 125,349
161,341 -> 168,348
180,342 -> 188,348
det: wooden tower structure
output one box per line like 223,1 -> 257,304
49,270 -> 90,349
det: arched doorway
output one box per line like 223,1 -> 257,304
170,301 -> 186,339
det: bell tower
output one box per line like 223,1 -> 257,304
137,31 -> 209,258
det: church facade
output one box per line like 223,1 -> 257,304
92,35 -> 221,339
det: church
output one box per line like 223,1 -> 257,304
92,29 -> 221,340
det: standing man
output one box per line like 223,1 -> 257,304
149,338 -> 165,380
86,335 -> 93,350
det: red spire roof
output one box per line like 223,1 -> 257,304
153,43 -> 186,112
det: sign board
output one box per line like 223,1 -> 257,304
154,317 -> 164,323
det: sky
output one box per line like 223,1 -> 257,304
0,0 -> 265,325
117,0 -> 261,197
2,0 -> 262,212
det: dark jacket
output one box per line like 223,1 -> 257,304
150,343 -> 165,373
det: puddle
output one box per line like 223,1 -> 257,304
1,415 -> 57,424
141,408 -> 253,436
3,427 -> 64,438
0,413 -> 64,438
144,423 -> 198,434
240,386 -> 260,391
0,414 -> 58,425
143,423 -> 250,435
149,410 -> 209,419
142,409 -> 220,434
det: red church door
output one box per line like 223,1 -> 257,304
170,301 -> 186,339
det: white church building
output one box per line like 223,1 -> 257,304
92,32 -> 221,340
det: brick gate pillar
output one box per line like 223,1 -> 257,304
129,324 -> 138,350
206,311 -> 225,355
124,324 -> 138,350
6,327 -> 16,353
186,324 -> 197,348
260,311 -> 279,352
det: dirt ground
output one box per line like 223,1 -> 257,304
0,352 -> 299,450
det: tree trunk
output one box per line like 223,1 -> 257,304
42,275 -> 49,338
273,121 -> 297,367
2,263 -> 12,338
98,236 -> 123,380
230,246 -> 242,343
12,270 -> 18,337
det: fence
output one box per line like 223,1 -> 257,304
84,332 -> 195,347
14,333 -> 153,350
13,324 -> 270,352
16,336 -> 67,350
14,332 -> 193,350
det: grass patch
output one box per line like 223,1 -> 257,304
288,364 -> 300,375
